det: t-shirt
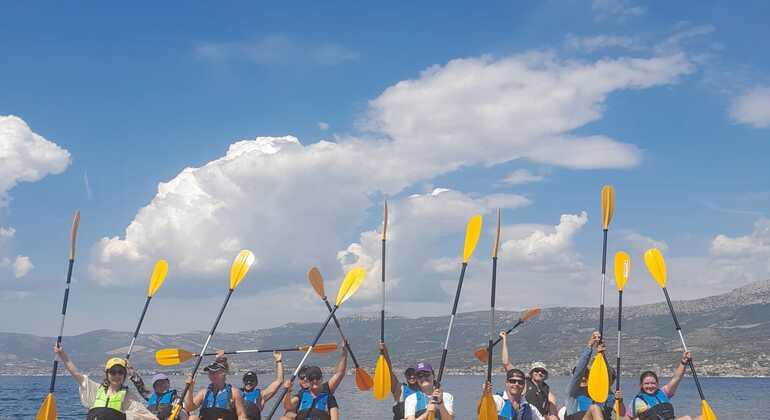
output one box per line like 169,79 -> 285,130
493,391 -> 545,420
78,375 -> 159,420
403,391 -> 454,418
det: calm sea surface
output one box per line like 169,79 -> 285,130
2,375 -> 767,419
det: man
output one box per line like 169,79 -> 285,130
403,362 -> 454,420
563,332 -> 624,420
481,368 -> 544,420
281,342 -> 347,420
379,342 -> 420,420
184,359 -> 247,420
501,331 -> 559,420
241,351 -> 285,420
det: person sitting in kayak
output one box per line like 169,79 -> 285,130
624,351 -> 700,420
377,342 -> 419,420
481,368 -> 545,420
240,351 -> 285,420
563,332 -> 624,420
403,361 -> 454,420
281,342 -> 347,420
52,343 -> 156,420
125,368 -> 187,420
184,357 -> 247,420
500,331 -> 559,420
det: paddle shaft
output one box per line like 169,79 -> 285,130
171,288 -> 234,419
488,319 -> 524,348
48,258 -> 75,393
599,229 -> 608,339
200,347 -> 308,357
486,256 -> 498,383
437,262 -> 468,385
323,298 -> 362,368
381,238 -> 386,343
662,287 -> 708,400
266,308 -> 338,420
616,290 -> 623,392
126,296 -> 152,360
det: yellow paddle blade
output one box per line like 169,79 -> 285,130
335,267 -> 366,306
702,399 -> 717,420
69,210 -> 81,260
492,209 -> 501,258
147,259 -> 169,297
355,367 -> 374,391
308,266 -> 326,298
644,248 -> 667,288
474,347 -> 489,363
229,250 -> 256,289
587,354 -> 609,403
463,214 -> 483,263
155,348 -> 195,366
520,307 -> 541,322
478,391 -> 498,420
35,393 -> 56,420
382,201 -> 388,240
614,251 -> 630,291
373,354 -> 392,400
169,403 -> 182,420
601,185 -> 615,230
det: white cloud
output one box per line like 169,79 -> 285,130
318,122 -> 330,131
502,169 -> 545,185
499,212 -> 588,270
707,218 -> 770,286
729,87 -> 770,128
592,0 -> 646,21
195,35 -> 359,66
0,115 -> 71,206
565,34 -> 638,52
620,230 -> 669,253
0,227 -> 15,240
12,255 -> 33,278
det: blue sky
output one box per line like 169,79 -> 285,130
1,0 -> 769,336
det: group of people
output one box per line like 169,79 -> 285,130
52,329 -> 702,420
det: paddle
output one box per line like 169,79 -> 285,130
155,343 -> 338,366
436,214 -> 483,385
588,185 -> 615,403
265,267 -> 367,420
473,307 -> 541,363
308,267 -> 373,391
644,248 -> 717,420
36,210 -> 80,420
168,250 -> 256,420
478,209 -> 501,420
126,259 -> 169,360
373,201 -> 392,400
613,251 -> 630,418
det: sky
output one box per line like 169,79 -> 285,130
1,0 -> 769,336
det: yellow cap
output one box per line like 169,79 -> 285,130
105,357 -> 127,371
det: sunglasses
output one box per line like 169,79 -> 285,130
507,378 -> 525,385
307,376 -> 322,382
416,372 -> 432,379
532,369 -> 546,375
108,368 -> 126,376
298,375 -> 307,380
244,380 -> 257,385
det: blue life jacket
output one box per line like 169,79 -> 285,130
241,387 -> 262,420
201,383 -> 236,420
147,389 -> 176,419
297,387 -> 331,420
415,391 -> 441,420
632,389 -> 675,420
393,383 -> 419,420
566,391 -> 614,420
496,393 -> 533,420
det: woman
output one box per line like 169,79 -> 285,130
52,343 -> 156,420
184,359 -> 247,420
625,351 -> 700,420
282,342 -> 348,420
240,351 -> 285,420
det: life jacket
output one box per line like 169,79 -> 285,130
632,390 -> 676,420
496,392 -> 533,420
392,383 -> 418,420
414,391 -> 441,420
565,390 -> 614,420
147,389 -> 176,419
200,383 -> 236,420
296,386 -> 331,420
524,378 -> 550,416
86,385 -> 127,420
241,386 -> 262,420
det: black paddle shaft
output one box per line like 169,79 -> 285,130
126,296 -> 152,360
381,238 -> 386,343
490,319 -> 524,348
49,258 -> 75,393
662,287 -> 707,400
172,289 -> 234,419
437,262 -> 468,385
323,299 -> 362,368
486,257 -> 498,383
266,308 -> 338,420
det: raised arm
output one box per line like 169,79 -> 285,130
664,351 -> 691,396
566,332 -> 599,396
183,375 -> 203,412
327,341 -> 348,393
261,351 -> 285,405
281,380 -> 297,413
500,331 -> 513,372
128,367 -> 151,400
381,342 -> 401,400
53,343 -> 85,385
232,387 -> 248,420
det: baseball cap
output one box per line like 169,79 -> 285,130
204,361 -> 227,373
152,373 -> 169,385
243,371 -> 258,383
415,362 -> 433,374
